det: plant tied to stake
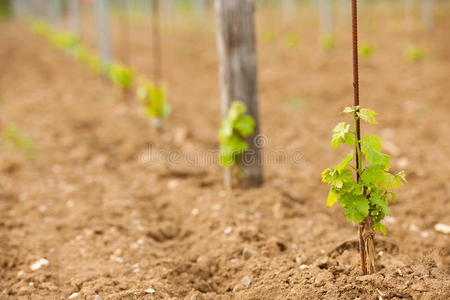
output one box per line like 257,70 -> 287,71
136,80 -> 171,128
322,107 -> 406,273
107,63 -> 134,89
323,107 -> 406,227
323,0 -> 406,275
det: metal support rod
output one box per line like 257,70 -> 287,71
96,0 -> 112,65
351,0 -> 366,276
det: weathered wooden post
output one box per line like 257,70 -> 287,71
48,0 -> 62,29
421,0 -> 434,31
68,0 -> 80,35
161,0 -> 174,18
12,0 -> 22,18
214,0 -> 263,188
192,0 -> 206,26
96,0 -> 112,66
319,0 -> 333,33
281,0 -> 297,23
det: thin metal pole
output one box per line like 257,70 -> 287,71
97,0 -> 112,65
120,0 -> 131,65
69,0 -> 81,35
352,0 -> 366,276
152,0 -> 162,85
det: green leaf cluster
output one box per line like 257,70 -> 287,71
359,43 -> 374,57
136,80 -> 171,122
405,46 -> 425,62
321,34 -> 335,51
219,101 -> 255,168
107,63 -> 134,89
31,21 -> 80,52
3,124 -> 38,160
286,34 -> 300,48
322,107 -> 406,235
29,20 -> 133,87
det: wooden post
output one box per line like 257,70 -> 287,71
48,0 -> 62,30
214,0 -> 263,188
281,0 -> 297,23
96,0 -> 112,65
161,0 -> 174,17
192,0 -> 206,27
68,0 -> 80,35
421,0 -> 434,31
319,0 -> 333,38
12,0 -> 22,18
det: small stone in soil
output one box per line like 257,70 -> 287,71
68,292 -> 79,299
30,258 -> 49,271
167,180 -> 178,190
94,296 -> 103,300
242,248 -> 259,259
434,223 -> 450,234
299,264 -> 308,270
240,276 -> 251,287
224,226 -> 232,235
145,288 -> 155,294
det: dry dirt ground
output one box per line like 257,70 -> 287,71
0,4 -> 449,300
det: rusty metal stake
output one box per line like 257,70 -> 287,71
351,0 -> 367,275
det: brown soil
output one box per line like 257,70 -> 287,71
1,3 -> 449,300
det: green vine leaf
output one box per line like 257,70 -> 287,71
234,115 -> 255,137
390,192 -> 396,203
326,189 -> 338,207
374,222 -> 387,235
341,194 -> 369,223
361,164 -> 385,185
362,134 -> 390,168
342,106 -> 356,114
382,172 -> 406,191
219,101 -> 255,168
331,122 -> 355,149
370,193 -> 390,215
336,150 -> 354,172
358,108 -> 377,124
321,168 -> 353,189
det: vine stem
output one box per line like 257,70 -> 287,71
351,0 -> 367,275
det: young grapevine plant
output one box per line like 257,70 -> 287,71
322,107 -> 406,235
219,101 -> 255,168
136,80 -> 171,126
108,63 -> 134,89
